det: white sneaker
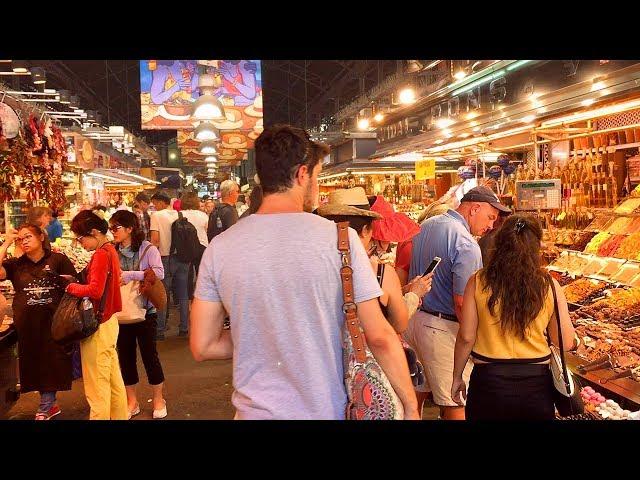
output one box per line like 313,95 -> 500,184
153,400 -> 167,419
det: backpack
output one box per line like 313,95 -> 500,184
170,212 -> 201,264
207,204 -> 234,242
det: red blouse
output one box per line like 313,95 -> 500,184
66,243 -> 122,323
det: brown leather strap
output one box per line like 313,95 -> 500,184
337,222 -> 367,364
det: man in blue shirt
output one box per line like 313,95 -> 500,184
46,211 -> 64,242
403,186 -> 510,420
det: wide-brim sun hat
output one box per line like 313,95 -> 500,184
317,187 -> 383,219
370,195 -> 420,242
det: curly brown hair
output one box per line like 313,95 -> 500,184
480,214 -> 550,340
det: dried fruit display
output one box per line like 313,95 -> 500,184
563,278 -> 607,304
597,234 -> 626,257
625,217 -> 640,234
571,231 -> 598,251
584,232 -> 612,254
613,232 -> 640,259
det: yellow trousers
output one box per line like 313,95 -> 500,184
80,317 -> 128,420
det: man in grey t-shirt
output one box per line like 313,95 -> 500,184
191,124 -> 418,420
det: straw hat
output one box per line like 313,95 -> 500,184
317,187 -> 383,219
370,195 -> 420,243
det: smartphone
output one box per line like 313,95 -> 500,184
422,256 -> 442,277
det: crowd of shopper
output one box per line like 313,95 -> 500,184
2,122 -> 578,421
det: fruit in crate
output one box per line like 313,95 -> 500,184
584,232 -> 612,254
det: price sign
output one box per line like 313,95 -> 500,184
415,158 -> 436,180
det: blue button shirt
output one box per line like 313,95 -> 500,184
409,209 -> 482,316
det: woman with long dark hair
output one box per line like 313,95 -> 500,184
66,210 -> 128,420
0,224 -> 76,419
110,210 -> 167,419
451,214 -> 576,420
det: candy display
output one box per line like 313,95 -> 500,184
583,232 -> 612,254
563,278 -> 607,304
549,270 -> 576,287
597,258 -> 626,278
574,288 -> 640,323
613,232 -> 640,259
597,234 -> 626,257
610,263 -> 640,284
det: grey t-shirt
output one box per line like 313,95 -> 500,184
195,213 -> 383,420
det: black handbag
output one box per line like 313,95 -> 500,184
51,250 -> 111,346
549,279 -> 585,417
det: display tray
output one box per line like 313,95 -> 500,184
567,352 -> 640,409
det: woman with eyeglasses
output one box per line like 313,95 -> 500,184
65,210 -> 128,420
0,224 -> 76,420
109,210 -> 167,419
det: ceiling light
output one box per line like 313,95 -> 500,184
582,98 -> 595,107
473,126 -> 481,132
521,115 -> 536,123
11,60 -> 28,73
44,88 -> 56,94
191,94 -> 225,121
459,133 -> 471,138
470,120 -> 479,127
357,118 -> 370,130
31,67 -> 46,84
434,139 -> 444,144
454,70 -> 467,80
205,156 -> 218,163
198,140 -> 219,155
169,152 -> 177,160
466,112 -> 479,121
398,88 -> 416,104
436,118 -> 454,129
194,122 -> 220,141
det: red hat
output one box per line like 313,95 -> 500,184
370,196 -> 420,243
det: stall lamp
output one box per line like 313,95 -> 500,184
191,94 -> 225,121
194,122 -> 220,141
11,60 -> 28,73
198,140 -> 219,155
169,152 -> 177,160
357,118 -> 370,130
204,156 -> 218,163
31,67 -> 46,84
436,118 -> 455,129
398,88 -> 416,105
374,113 -> 384,122
454,70 -> 467,80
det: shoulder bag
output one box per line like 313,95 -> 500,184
137,244 -> 167,312
549,277 -> 584,417
337,222 -> 404,420
51,246 -> 112,345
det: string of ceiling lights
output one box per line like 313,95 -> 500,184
189,63 -> 228,180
